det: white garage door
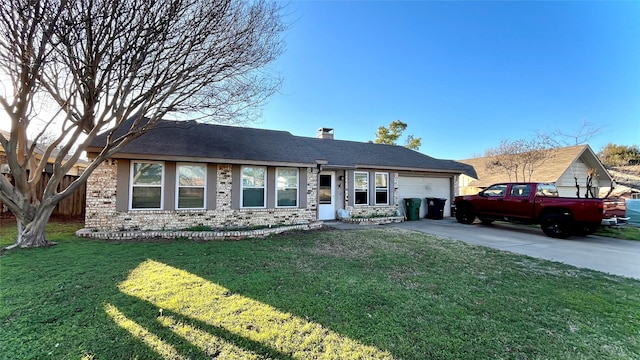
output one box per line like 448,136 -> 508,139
398,176 -> 451,218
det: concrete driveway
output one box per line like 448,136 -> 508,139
392,218 -> 640,280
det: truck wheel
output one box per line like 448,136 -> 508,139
478,217 -> 495,225
540,214 -> 571,239
455,204 -> 475,224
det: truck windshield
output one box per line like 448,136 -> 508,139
536,184 -> 559,197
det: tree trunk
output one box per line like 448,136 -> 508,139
601,181 -> 615,199
6,205 -> 56,249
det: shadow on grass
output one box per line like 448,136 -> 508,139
105,303 -> 292,359
110,259 -> 393,359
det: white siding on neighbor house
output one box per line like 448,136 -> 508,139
397,176 -> 451,218
556,160 -> 606,198
459,174 -> 482,195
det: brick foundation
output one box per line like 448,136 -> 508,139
76,221 -> 324,241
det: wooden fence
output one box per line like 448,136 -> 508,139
1,173 -> 86,218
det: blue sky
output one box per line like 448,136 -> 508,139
257,1 -> 640,160
1,1 -> 637,161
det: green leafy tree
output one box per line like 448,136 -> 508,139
373,120 -> 422,150
598,143 -> 640,167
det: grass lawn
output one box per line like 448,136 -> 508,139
1,221 -> 639,359
595,225 -> 640,241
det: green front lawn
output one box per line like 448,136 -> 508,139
596,224 -> 640,241
1,222 -> 639,359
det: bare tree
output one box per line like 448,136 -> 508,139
571,167 -> 615,199
485,140 -> 521,182
536,119 -> 602,148
485,138 -> 553,182
0,0 -> 286,248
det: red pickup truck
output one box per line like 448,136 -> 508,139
454,182 -> 604,238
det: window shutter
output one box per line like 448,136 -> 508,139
116,159 -> 130,212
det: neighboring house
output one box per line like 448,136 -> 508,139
0,129 -> 88,176
1,129 -> 89,217
84,119 -> 476,231
458,145 -> 613,198
604,166 -> 640,200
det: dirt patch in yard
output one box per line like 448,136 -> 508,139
308,238 -> 375,259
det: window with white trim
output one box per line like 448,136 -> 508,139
130,161 -> 164,209
276,168 -> 298,207
375,172 -> 389,205
354,172 -> 369,205
242,166 -> 266,208
176,164 -> 206,209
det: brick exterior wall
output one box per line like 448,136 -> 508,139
346,205 -> 398,218
343,172 -> 400,218
85,160 -> 318,231
85,159 -> 118,228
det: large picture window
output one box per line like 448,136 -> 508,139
130,161 -> 164,209
242,166 -> 266,208
375,172 -> 389,205
176,164 -> 206,209
354,172 -> 369,205
276,168 -> 298,207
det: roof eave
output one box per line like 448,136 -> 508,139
356,164 -> 466,174
86,150 -> 315,168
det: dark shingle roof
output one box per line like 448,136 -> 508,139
1,129 -> 88,166
89,119 -> 476,176
305,136 -> 475,174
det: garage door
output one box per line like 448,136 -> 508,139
397,176 -> 451,218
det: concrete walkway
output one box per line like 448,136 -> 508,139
325,218 -> 640,280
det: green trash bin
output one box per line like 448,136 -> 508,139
404,198 -> 422,221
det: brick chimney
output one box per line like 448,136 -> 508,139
317,127 -> 334,139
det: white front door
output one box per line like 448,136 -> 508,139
318,171 -> 336,220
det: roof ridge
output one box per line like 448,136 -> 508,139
458,144 -> 587,162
